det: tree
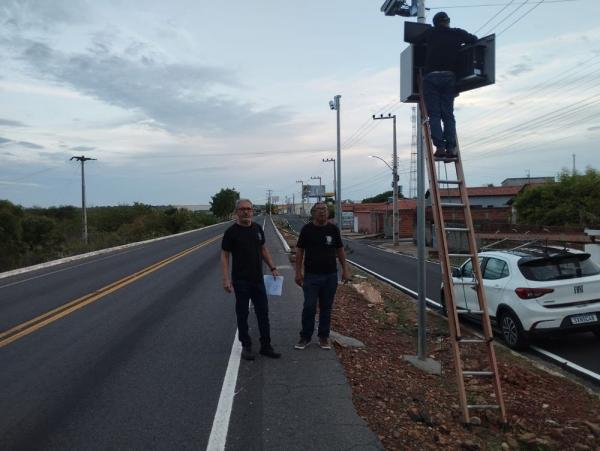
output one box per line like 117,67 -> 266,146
361,190 -> 405,204
513,168 -> 600,226
210,188 -> 240,219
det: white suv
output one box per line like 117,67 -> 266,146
442,246 -> 600,349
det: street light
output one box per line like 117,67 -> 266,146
310,176 -> 322,202
322,157 -> 336,208
372,112 -> 399,246
296,180 -> 305,216
329,95 -> 342,228
369,154 -> 399,246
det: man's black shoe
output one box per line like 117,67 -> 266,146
433,148 -> 446,158
259,345 -> 281,359
241,347 -> 255,361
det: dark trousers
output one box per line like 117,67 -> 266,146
232,280 -> 271,348
300,272 -> 338,340
423,71 -> 457,150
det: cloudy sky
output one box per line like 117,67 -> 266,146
1,0 -> 598,208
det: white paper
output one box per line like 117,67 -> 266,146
263,275 -> 283,296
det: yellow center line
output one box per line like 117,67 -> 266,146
0,234 -> 222,348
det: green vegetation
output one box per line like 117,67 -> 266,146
0,200 -> 217,272
513,168 -> 600,226
210,188 -> 240,219
361,190 -> 405,204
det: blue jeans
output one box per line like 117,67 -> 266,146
423,71 -> 457,150
300,272 -> 338,340
232,280 -> 271,348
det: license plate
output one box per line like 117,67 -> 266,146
570,313 -> 598,325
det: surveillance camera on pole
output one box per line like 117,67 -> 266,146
380,0 -> 417,17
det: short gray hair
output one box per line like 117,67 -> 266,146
235,198 -> 253,210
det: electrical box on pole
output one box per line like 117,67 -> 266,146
400,22 -> 496,103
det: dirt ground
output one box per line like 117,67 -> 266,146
277,225 -> 600,451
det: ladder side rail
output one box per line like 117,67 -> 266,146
454,148 -> 507,423
417,81 -> 470,423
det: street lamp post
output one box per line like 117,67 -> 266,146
296,180 -> 305,216
310,176 -> 322,202
372,113 -> 399,246
329,95 -> 342,227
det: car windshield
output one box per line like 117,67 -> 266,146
518,254 -> 600,281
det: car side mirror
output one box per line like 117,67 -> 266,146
452,267 -> 461,278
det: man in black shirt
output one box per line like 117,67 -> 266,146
418,11 -> 477,160
294,202 -> 350,350
221,199 -> 281,360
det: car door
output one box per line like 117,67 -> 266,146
452,258 -> 482,312
481,257 -> 510,318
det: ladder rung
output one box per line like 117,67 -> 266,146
445,227 -> 470,232
448,253 -> 472,258
440,202 -> 465,207
463,371 -> 494,377
438,179 -> 461,185
467,405 -> 500,410
452,280 -> 478,286
458,339 -> 486,344
457,309 -> 483,314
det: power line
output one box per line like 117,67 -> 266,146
481,0 -> 530,36
474,0 -> 516,34
430,0 -> 576,8
496,0 -> 546,36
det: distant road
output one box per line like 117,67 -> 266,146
282,214 -> 600,382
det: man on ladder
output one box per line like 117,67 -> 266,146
417,11 -> 477,161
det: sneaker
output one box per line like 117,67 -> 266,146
241,347 -> 255,361
433,148 -> 446,158
259,345 -> 281,359
294,338 -> 310,350
319,337 -> 332,350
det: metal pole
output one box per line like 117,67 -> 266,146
416,0 -> 427,360
81,159 -> 87,244
335,95 -> 342,228
392,115 -> 399,246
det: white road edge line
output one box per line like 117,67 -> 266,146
269,216 -> 291,253
206,332 -> 242,451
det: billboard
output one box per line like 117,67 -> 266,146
303,184 -> 325,198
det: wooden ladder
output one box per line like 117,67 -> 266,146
417,78 -> 507,424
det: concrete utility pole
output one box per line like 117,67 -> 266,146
310,176 -> 322,202
266,189 -> 273,216
70,155 -> 96,244
372,113 -> 399,246
296,180 -> 305,216
329,95 -> 342,227
322,158 -> 336,206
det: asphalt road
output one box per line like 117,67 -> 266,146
282,214 -> 600,380
0,217 -> 381,450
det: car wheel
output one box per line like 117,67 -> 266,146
500,310 -> 529,350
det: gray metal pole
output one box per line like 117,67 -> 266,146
417,0 -> 427,360
335,95 -> 342,228
392,115 -> 399,246
81,159 -> 88,244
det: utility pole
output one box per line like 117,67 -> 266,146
296,180 -> 305,216
329,95 -> 342,228
70,155 -> 96,244
572,153 -> 576,175
322,158 -> 336,206
266,189 -> 273,216
310,176 -> 322,202
372,113 -> 399,246
416,0 -> 427,362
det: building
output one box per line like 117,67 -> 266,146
342,200 -> 417,238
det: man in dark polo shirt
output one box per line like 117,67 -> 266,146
417,11 -> 477,160
294,202 -> 350,350
221,199 -> 281,361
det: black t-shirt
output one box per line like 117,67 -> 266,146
296,222 -> 342,274
221,222 -> 265,282
418,26 -> 477,74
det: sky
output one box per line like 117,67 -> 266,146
1,0 -> 598,208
